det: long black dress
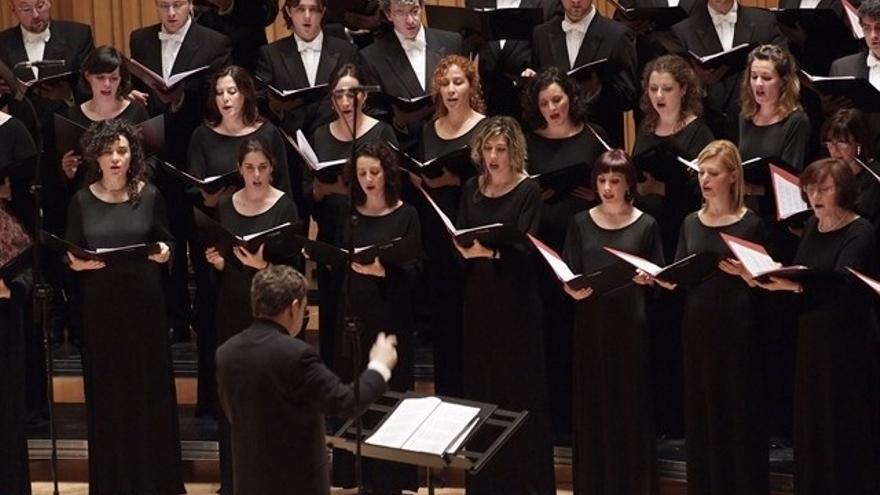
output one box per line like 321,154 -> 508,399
330,202 -> 421,493
66,184 -> 184,495
311,121 -> 398,368
456,177 -> 555,495
211,192 -> 299,494
563,210 -> 664,495
675,210 -> 769,495
791,216 -> 880,495
419,118 -> 482,398
526,124 -> 607,444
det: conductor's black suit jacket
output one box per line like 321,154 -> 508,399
217,319 -> 388,495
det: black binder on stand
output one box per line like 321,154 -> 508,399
329,391 -> 528,495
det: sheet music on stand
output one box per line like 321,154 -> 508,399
329,391 -> 527,492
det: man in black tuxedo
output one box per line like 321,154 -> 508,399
217,265 -> 397,495
530,0 -> 638,146
195,0 -> 278,74
671,0 -> 786,140
361,0 -> 462,153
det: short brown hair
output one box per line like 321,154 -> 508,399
250,265 -> 307,318
800,158 -> 859,211
821,108 -> 869,153
740,45 -> 801,121
430,54 -> 485,119
591,149 -> 638,202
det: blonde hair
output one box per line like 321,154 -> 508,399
697,140 -> 745,212
469,116 -> 528,180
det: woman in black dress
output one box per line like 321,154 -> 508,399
562,150 -> 664,495
59,45 -> 150,183
203,137 -> 300,495
821,109 -> 880,227
328,142 -> 420,494
455,116 -> 555,495
311,64 -> 398,368
419,54 -> 486,398
661,140 -> 769,495
756,158 -> 880,495
634,54 -> 714,259
65,120 -> 183,495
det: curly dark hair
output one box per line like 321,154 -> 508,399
521,67 -> 589,131
205,65 -> 260,128
859,0 -> 880,23
81,119 -> 147,205
81,45 -> 132,99
639,54 -> 703,133
344,141 -> 401,207
430,54 -> 486,118
800,158 -> 859,211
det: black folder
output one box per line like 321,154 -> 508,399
301,235 -> 421,269
0,153 -> 37,181
389,143 -> 471,179
125,58 -> 210,93
508,58 -> 610,89
17,70 -> 77,91
688,43 -> 754,72
193,207 -> 301,261
633,139 -> 695,183
800,71 -> 880,113
41,230 -> 161,263
607,0 -> 687,30
54,113 -> 165,156
742,156 -> 792,185
452,223 -> 523,248
0,247 -> 32,280
770,7 -> 858,52
656,252 -> 719,286
283,129 -> 347,184
424,5 -> 543,41
529,162 -> 591,195
367,92 -> 434,114
159,160 -> 243,193
265,82 -> 329,107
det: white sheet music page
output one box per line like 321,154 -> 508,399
720,233 -> 779,277
366,397 -> 442,449
402,402 -> 481,455
770,165 -> 809,220
848,267 -> 880,295
604,247 -> 662,276
528,234 -> 579,283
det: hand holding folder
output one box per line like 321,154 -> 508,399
159,160 -> 243,193
193,208 -> 301,262
283,129 -> 347,183
125,58 -> 210,94
389,142 -> 471,179
418,186 -> 522,249
41,231 -> 161,265
301,235 -> 420,269
528,234 -> 634,295
605,246 -> 718,287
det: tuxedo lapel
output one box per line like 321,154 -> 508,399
383,37 -> 424,97
4,30 -> 30,80
855,52 -> 870,79
692,9 -> 724,54
574,17 -> 605,68
732,12 -> 756,46
547,23 -> 571,71
171,25 -> 203,75
315,39 -> 340,85
281,37 -> 310,88
138,26 -> 164,74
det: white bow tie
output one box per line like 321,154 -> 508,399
401,38 -> 425,52
297,39 -> 321,53
868,53 -> 880,69
712,11 -> 737,26
22,29 -> 49,44
561,18 -> 588,34
158,30 -> 184,43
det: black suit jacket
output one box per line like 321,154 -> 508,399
129,21 -> 231,165
0,20 -> 93,86
671,3 -> 787,139
830,51 -> 880,155
195,0 -> 277,74
256,33 -> 360,137
217,319 -> 387,495
532,13 -> 637,145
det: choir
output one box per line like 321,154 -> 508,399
3,0 -> 880,494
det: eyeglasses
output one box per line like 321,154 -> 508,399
823,140 -> 854,150
157,1 -> 189,12
802,184 -> 835,195
14,1 -> 50,15
388,5 -> 421,20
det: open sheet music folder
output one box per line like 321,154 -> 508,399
605,247 -> 718,287
528,234 -> 634,293
365,396 -> 482,456
721,233 -> 841,283
41,231 -> 161,263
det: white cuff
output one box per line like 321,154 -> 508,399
367,360 -> 391,382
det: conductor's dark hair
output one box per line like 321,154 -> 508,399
282,0 -> 326,31
521,66 -> 588,131
859,0 -> 880,22
821,108 -> 869,155
800,158 -> 859,211
81,119 -> 147,206
344,141 -> 401,207
591,149 -> 638,202
250,265 -> 307,318
205,65 -> 260,128
81,45 -> 131,99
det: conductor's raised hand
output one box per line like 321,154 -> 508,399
233,244 -> 268,270
563,284 -> 593,301
369,332 -> 399,370
351,256 -> 386,278
454,238 -> 495,259
148,242 -> 171,264
67,251 -> 106,271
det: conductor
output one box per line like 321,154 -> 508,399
216,264 -> 398,495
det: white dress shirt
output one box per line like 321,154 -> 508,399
668,0 -> 680,7
496,0 -> 521,50
561,6 -> 597,68
21,25 -> 50,79
867,52 -> 880,91
395,25 -> 428,91
799,0 -> 821,8
708,1 -> 738,52
295,31 -> 323,87
159,15 -> 193,80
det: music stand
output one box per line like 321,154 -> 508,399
329,391 -> 528,495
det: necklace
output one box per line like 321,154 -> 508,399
817,212 -> 850,232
